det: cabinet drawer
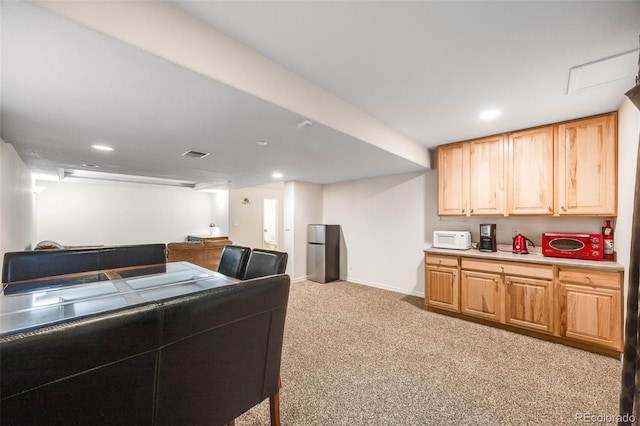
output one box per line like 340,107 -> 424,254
461,258 -> 552,280
426,255 -> 459,268
558,268 -> 622,289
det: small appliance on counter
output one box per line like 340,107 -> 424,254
541,232 -> 603,260
478,224 -> 497,252
512,233 -> 535,254
432,231 -> 471,250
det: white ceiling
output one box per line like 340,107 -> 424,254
2,1 -> 639,190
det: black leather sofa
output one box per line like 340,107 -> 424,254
1,244 -> 167,283
0,273 -> 290,425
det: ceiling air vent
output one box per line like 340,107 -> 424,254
182,150 -> 210,159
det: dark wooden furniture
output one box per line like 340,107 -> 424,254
167,238 -> 232,270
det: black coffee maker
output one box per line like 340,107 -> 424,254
479,224 -> 497,252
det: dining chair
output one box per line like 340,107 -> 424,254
242,249 -> 288,280
217,245 -> 251,279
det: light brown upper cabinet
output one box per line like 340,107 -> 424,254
556,113 -> 617,216
507,126 -> 554,215
437,136 -> 505,216
468,135 -> 506,216
437,142 -> 468,216
437,112 -> 617,217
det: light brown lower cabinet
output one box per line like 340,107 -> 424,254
460,270 -> 502,322
504,275 -> 554,334
424,252 -> 623,354
459,260 -> 553,333
425,255 -> 459,312
557,267 -> 623,351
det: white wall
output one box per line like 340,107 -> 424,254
323,172 -> 428,295
283,181 -> 323,281
229,183 -> 284,250
0,140 -> 37,259
36,180 -> 217,245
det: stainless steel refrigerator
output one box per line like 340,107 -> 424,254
307,224 -> 340,283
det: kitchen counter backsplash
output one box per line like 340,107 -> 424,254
425,244 -> 623,271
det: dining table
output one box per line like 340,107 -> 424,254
0,261 -> 241,336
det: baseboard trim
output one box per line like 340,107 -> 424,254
293,274 -> 424,298
342,276 -> 423,298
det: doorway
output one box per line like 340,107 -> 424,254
263,199 -> 278,250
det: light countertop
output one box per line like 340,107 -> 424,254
424,245 -> 624,271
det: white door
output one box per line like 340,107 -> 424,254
263,199 -> 278,250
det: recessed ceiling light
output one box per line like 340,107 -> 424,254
255,141 -> 268,146
272,172 -> 283,179
92,144 -> 114,151
479,109 -> 501,120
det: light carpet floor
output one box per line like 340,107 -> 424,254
237,280 -> 621,425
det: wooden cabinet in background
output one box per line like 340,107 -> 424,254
424,255 -> 459,312
437,143 -> 468,216
507,126 -> 554,215
556,113 -> 617,216
436,135 -> 506,217
557,266 -> 623,351
468,135 -> 506,216
436,112 -> 617,217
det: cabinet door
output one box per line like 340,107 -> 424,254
504,275 -> 553,334
559,283 -> 622,350
425,266 -> 459,312
556,113 -> 617,215
460,270 -> 502,322
507,126 -> 554,215
469,135 -> 505,215
437,143 -> 468,216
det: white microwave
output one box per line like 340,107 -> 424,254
433,231 -> 471,250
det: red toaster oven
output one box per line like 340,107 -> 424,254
541,232 -> 603,260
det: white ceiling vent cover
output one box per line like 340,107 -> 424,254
182,150 -> 210,159
568,49 -> 639,94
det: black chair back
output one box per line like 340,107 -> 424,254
243,249 -> 288,280
217,245 -> 251,279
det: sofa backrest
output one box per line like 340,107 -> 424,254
1,244 -> 166,283
0,274 -> 290,425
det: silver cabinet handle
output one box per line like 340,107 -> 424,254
585,275 -> 591,280
462,209 -> 465,213
471,209 -> 474,213
547,206 -> 552,212
561,206 -> 567,212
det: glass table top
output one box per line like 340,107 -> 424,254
0,262 -> 239,335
